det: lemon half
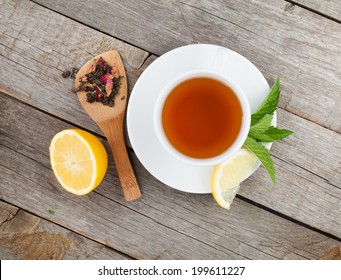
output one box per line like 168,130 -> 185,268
211,148 -> 260,209
49,129 -> 108,195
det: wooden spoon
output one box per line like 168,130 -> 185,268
74,50 -> 141,201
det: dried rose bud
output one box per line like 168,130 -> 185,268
98,57 -> 105,67
111,66 -> 120,77
100,73 -> 113,83
105,79 -> 113,95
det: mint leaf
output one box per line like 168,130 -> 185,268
249,114 -> 273,138
243,137 -> 276,186
252,127 -> 293,142
251,76 -> 280,125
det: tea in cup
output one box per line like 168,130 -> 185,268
154,70 -> 250,166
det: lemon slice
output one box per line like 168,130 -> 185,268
211,148 -> 260,209
49,129 -> 108,195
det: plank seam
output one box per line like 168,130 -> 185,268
1,145 -> 242,258
94,191 -> 256,259
165,200 -> 281,258
178,1 -> 337,71
0,92 -> 135,154
29,0 -> 156,58
236,195 -> 341,242
280,105 -> 340,134
95,192 -> 320,259
286,1 -> 341,23
0,199 -> 135,260
272,154 -> 340,190
0,91 -> 107,141
93,192 -> 251,259
0,207 -> 20,229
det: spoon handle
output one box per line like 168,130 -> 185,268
100,115 -> 141,201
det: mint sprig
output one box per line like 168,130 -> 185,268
243,76 -> 293,186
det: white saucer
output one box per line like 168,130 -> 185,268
127,44 -> 274,193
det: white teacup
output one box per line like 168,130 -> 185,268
154,69 -> 250,166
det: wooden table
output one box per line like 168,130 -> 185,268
0,0 -> 340,260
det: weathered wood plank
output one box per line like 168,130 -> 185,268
0,0 -> 149,137
1,93 -> 341,260
0,201 -> 131,259
0,0 -> 340,239
291,0 -> 341,21
1,71 -> 340,239
32,0 -> 341,131
1,147 -> 238,260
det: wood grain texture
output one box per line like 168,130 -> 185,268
0,0 -> 149,136
0,0 -> 340,238
75,50 -> 141,201
33,0 -> 341,131
0,201 -> 131,259
291,0 -> 341,21
100,115 -> 141,201
1,93 -> 341,260
1,0 -> 340,260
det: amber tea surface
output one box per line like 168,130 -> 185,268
162,77 -> 242,159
